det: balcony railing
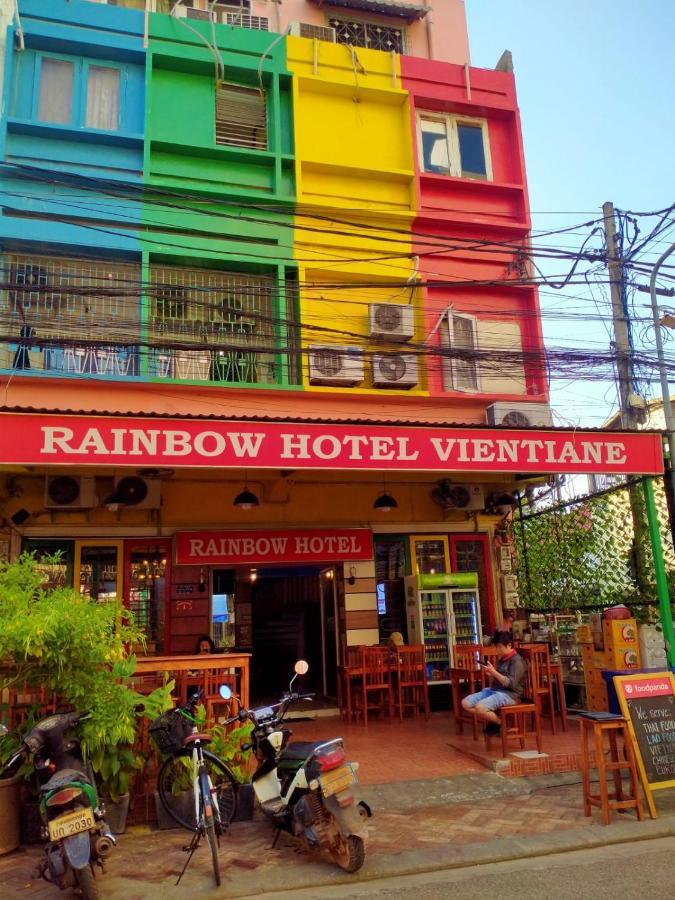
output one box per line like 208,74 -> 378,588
0,254 -> 298,388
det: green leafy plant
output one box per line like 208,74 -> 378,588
194,705 -> 254,784
0,554 -> 173,797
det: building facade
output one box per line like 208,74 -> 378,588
0,0 -> 566,699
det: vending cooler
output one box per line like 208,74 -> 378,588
405,574 -> 482,687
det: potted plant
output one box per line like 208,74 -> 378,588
194,706 -> 256,822
0,728 -> 23,854
0,554 -> 173,839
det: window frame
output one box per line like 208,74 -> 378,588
417,112 -> 492,181
327,15 -> 407,54
442,310 -> 481,393
33,52 -> 124,134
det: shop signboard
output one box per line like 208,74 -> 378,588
614,671 -> 675,818
175,528 -> 374,566
0,412 -> 664,475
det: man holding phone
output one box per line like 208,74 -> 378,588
460,631 -> 527,736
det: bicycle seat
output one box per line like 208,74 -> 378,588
183,732 -> 211,747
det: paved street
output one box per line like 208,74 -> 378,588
261,836 -> 675,900
2,774 -> 673,899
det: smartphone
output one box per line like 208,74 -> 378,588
481,657 -> 490,666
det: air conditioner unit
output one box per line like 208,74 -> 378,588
289,21 -> 337,42
309,346 -> 364,386
502,573 -> 521,606
431,481 -> 485,512
369,304 -> 414,342
372,353 -> 418,389
111,474 -> 161,510
44,476 -> 96,510
486,401 -> 553,428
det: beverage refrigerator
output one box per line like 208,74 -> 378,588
404,576 -> 482,686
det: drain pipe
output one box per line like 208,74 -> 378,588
425,11 -> 434,60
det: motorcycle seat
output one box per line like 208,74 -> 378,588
281,741 -> 327,762
40,768 -> 90,794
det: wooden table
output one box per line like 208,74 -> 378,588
133,653 -> 251,708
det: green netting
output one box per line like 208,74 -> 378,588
514,479 -> 675,610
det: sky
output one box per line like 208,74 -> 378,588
466,0 -> 675,427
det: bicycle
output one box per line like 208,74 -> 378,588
149,690 -> 238,887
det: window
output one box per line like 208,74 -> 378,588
38,59 -> 74,125
215,83 -> 267,151
86,66 -> 120,130
443,312 -> 480,392
418,114 -> 491,179
329,17 -> 405,53
36,56 -> 121,132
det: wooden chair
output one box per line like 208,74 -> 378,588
521,644 -> 558,734
451,645 -> 499,738
355,647 -> 393,726
485,658 -> 542,757
337,646 -> 366,722
394,645 -> 429,720
579,715 -> 643,824
202,667 -> 238,725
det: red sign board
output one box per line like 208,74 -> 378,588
175,528 -> 373,566
0,412 -> 664,475
618,676 -> 673,699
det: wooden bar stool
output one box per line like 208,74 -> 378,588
579,713 -> 644,825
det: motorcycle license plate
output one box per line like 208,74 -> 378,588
319,764 -> 357,798
48,808 -> 95,842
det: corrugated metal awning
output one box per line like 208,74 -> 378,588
313,0 -> 431,21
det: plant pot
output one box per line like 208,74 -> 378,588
0,775 -> 22,854
233,783 -> 255,822
19,797 -> 42,845
153,789 -> 194,830
104,793 -> 130,835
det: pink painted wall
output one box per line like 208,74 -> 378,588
251,0 -> 470,65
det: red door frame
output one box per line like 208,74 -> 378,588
449,533 -> 496,633
122,539 -> 173,654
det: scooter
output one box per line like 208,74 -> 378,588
222,661 -> 371,873
1,713 -> 115,899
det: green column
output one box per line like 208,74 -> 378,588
642,476 -> 675,667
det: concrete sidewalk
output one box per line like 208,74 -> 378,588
2,773 -> 674,898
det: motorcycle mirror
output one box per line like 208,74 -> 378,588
294,660 -> 309,676
218,684 -> 232,701
0,725 -> 8,737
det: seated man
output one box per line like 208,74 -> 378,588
461,631 -> 527,735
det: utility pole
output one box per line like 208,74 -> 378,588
603,201 -> 642,428
603,201 -> 651,593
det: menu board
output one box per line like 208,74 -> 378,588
614,672 -> 675,818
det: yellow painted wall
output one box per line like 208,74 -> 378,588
287,36 -> 415,215
287,37 -> 424,396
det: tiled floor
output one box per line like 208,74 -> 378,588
288,711 -> 588,782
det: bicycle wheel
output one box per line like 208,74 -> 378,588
200,770 -> 222,888
157,749 -> 237,831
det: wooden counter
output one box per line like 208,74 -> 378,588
133,653 -> 251,708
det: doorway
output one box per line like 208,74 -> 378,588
248,565 -> 343,702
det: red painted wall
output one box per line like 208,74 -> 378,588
401,55 -> 548,407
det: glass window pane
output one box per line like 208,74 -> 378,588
458,123 -> 487,176
415,539 -> 448,575
38,58 -> 74,125
86,66 -> 120,130
420,118 -> 450,174
79,546 -> 119,604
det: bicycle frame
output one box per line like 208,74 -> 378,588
186,733 -> 222,833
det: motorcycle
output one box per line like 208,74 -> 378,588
222,660 -> 371,873
0,713 -> 115,900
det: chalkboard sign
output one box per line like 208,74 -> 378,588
614,672 -> 675,818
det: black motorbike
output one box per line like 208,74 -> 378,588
1,713 -> 115,899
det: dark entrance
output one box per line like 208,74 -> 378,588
249,565 -> 341,702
